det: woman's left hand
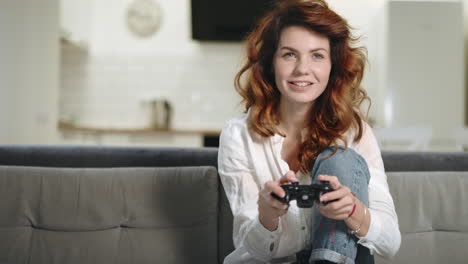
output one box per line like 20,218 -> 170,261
316,174 -> 355,220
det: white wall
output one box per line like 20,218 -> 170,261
91,0 -> 198,55
58,0 -> 467,149
0,0 -> 59,144
387,1 -> 464,141
60,0 -> 244,133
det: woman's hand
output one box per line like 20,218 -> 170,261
316,175 -> 355,220
258,171 -> 297,231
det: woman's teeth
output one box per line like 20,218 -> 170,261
291,82 -> 312,87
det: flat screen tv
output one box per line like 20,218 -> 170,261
191,0 -> 274,41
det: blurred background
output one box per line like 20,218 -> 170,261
0,0 -> 466,151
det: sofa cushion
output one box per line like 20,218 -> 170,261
376,171 -> 468,264
0,166 -> 218,264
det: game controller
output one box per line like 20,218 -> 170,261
271,181 -> 333,208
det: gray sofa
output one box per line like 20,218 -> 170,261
0,145 -> 467,264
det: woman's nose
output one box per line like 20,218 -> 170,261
293,58 -> 310,75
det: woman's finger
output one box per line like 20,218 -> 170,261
317,204 -> 353,220
317,174 -> 341,189
261,181 -> 288,208
279,170 -> 298,184
326,200 -> 354,214
263,181 -> 284,197
321,186 -> 351,203
317,193 -> 357,220
266,194 -> 289,209
323,197 -> 351,211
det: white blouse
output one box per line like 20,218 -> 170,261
218,112 -> 401,263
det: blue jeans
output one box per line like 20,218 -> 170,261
308,147 -> 371,264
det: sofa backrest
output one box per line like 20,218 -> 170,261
0,165 -> 219,264
1,146 -> 468,264
379,151 -> 468,263
380,170 -> 468,264
0,145 -> 232,264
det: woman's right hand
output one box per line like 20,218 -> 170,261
258,170 -> 298,231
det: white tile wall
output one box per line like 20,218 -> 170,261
59,45 -> 245,135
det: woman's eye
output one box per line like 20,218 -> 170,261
312,53 -> 324,59
283,52 -> 295,58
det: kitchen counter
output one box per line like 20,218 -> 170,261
57,120 -> 220,147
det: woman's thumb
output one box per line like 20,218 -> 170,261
283,170 -> 298,183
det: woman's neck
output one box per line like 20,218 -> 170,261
278,100 -> 312,137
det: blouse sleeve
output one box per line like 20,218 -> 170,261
218,121 -> 283,262
354,122 -> 402,258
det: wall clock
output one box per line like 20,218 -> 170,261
126,0 -> 163,38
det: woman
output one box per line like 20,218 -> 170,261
218,0 -> 401,263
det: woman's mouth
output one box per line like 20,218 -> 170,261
288,81 -> 313,89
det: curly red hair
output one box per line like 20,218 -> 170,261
235,0 -> 370,172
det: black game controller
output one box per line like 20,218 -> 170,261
272,181 -> 333,208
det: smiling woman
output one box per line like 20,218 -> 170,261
218,0 -> 401,263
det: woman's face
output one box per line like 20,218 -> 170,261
273,25 -> 332,107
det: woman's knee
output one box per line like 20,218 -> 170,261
312,147 -> 370,184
